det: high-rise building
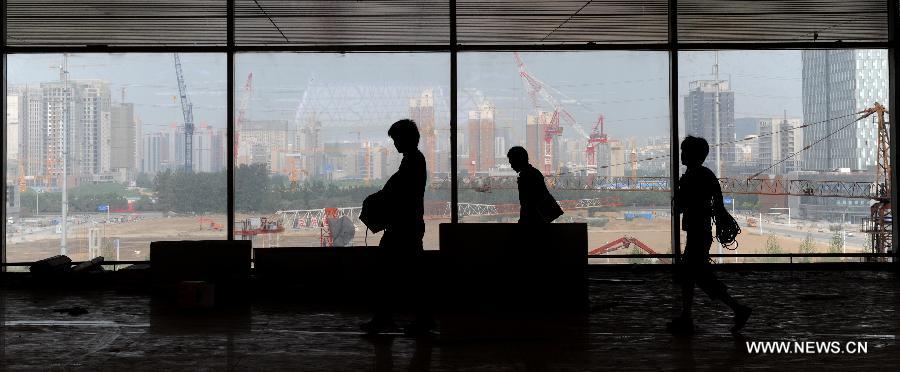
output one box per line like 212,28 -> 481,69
324,142 -> 361,180
609,140 -> 626,177
23,87 -> 45,180
597,141 -> 612,177
109,103 -> 136,177
239,119 -> 294,174
757,117 -> 803,175
467,102 -> 495,173
633,137 -> 670,177
299,113 -> 323,179
208,127 -> 226,173
494,125 -> 512,161
802,49 -> 888,171
525,111 -> 559,175
142,132 -> 166,175
738,135 -> 759,163
17,80 -> 112,187
410,89 -> 436,175
684,80 -> 735,176
193,124 -> 225,173
6,94 -> 20,163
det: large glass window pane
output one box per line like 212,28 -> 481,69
5,53 -> 228,263
458,52 -> 672,263
234,53 -> 450,250
678,50 -> 891,263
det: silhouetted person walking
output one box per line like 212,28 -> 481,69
360,119 -> 433,336
670,136 -> 751,334
507,146 -> 563,223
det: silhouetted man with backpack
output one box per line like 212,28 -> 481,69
507,146 -> 563,223
670,136 -> 751,334
360,119 -> 433,336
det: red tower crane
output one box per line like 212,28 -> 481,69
585,115 -> 608,166
513,53 -> 580,174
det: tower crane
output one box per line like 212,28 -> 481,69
586,115 -> 608,167
513,53 -> 590,174
235,72 -> 253,164
858,102 -> 892,256
173,53 -> 194,172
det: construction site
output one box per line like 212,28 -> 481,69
4,1 -> 900,370
4,51 -> 893,264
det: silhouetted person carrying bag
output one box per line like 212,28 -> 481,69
359,119 -> 433,336
669,136 -> 751,335
507,146 -> 563,223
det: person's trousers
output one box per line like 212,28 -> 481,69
680,232 -> 728,300
372,230 -> 430,323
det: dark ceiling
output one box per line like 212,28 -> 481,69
4,0 -> 893,47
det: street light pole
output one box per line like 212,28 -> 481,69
759,211 -> 763,235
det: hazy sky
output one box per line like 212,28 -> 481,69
6,50 -> 810,144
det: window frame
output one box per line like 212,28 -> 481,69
1,0 -> 897,266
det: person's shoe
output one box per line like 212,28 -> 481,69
730,306 -> 752,334
360,319 -> 396,335
403,320 -> 435,337
666,316 -> 694,335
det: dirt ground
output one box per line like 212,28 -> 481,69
5,211 -> 866,264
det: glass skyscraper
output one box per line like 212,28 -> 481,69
802,49 -> 888,171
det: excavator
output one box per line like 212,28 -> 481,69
197,216 -> 223,231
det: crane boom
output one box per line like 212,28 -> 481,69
236,72 -> 253,163
173,53 -> 194,172
512,52 -> 590,140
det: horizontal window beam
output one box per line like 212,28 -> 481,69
3,41 -> 894,54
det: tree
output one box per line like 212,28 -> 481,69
235,163 -> 271,212
798,233 -> 816,263
135,172 -> 153,188
829,231 -> 844,262
765,232 -> 782,263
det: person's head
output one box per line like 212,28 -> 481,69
680,136 -> 709,168
388,119 -> 420,153
507,146 -> 529,172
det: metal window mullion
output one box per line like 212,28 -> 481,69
450,0 -> 459,224
227,0 -> 235,241
2,0 -> 7,269
887,0 -> 898,265
668,0 -> 681,263
2,56 -> 7,270
6,40 -> 900,54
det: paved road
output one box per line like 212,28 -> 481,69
737,219 -> 866,248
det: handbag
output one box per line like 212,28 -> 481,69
538,192 -> 564,223
360,191 -> 390,233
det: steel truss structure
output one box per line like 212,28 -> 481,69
437,175 -> 884,199
277,207 -> 362,230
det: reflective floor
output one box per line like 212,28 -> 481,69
2,270 -> 898,371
